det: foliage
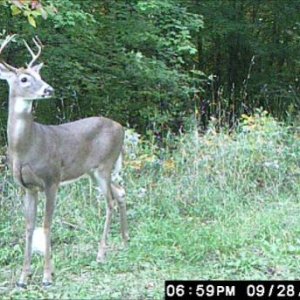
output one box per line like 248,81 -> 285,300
186,0 -> 300,126
1,114 -> 300,297
1,0 -> 299,140
0,0 -> 56,27
0,0 -> 205,141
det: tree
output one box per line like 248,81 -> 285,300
185,0 -> 300,126
1,0 -> 299,147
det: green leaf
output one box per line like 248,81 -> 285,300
27,15 -> 36,28
11,5 -> 21,16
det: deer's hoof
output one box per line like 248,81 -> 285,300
16,282 -> 27,289
42,281 -> 52,288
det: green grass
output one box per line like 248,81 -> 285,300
1,111 -> 300,299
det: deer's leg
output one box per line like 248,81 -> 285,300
42,184 -> 57,287
95,172 -> 114,263
17,189 -> 38,289
111,183 -> 129,244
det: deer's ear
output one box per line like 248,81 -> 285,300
0,62 -> 15,80
31,63 -> 44,74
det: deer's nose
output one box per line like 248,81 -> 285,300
44,87 -> 54,97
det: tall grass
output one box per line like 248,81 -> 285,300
1,110 -> 300,299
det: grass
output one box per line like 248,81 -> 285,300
1,110 -> 300,299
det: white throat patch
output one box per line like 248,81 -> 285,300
14,97 -> 33,114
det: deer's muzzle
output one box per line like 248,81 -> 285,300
43,87 -> 54,98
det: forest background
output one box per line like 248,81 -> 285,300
0,0 -> 299,141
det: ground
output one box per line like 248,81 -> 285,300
1,114 -> 300,299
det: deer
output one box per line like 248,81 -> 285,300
0,35 -> 129,288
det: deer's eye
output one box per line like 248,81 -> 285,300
21,77 -> 28,83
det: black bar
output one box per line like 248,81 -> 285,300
165,281 -> 300,300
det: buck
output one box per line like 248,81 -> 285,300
0,35 -> 129,288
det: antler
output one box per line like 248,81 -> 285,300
0,34 -> 18,72
0,34 -> 16,54
24,36 -> 43,68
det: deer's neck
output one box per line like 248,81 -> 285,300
7,95 -> 34,156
